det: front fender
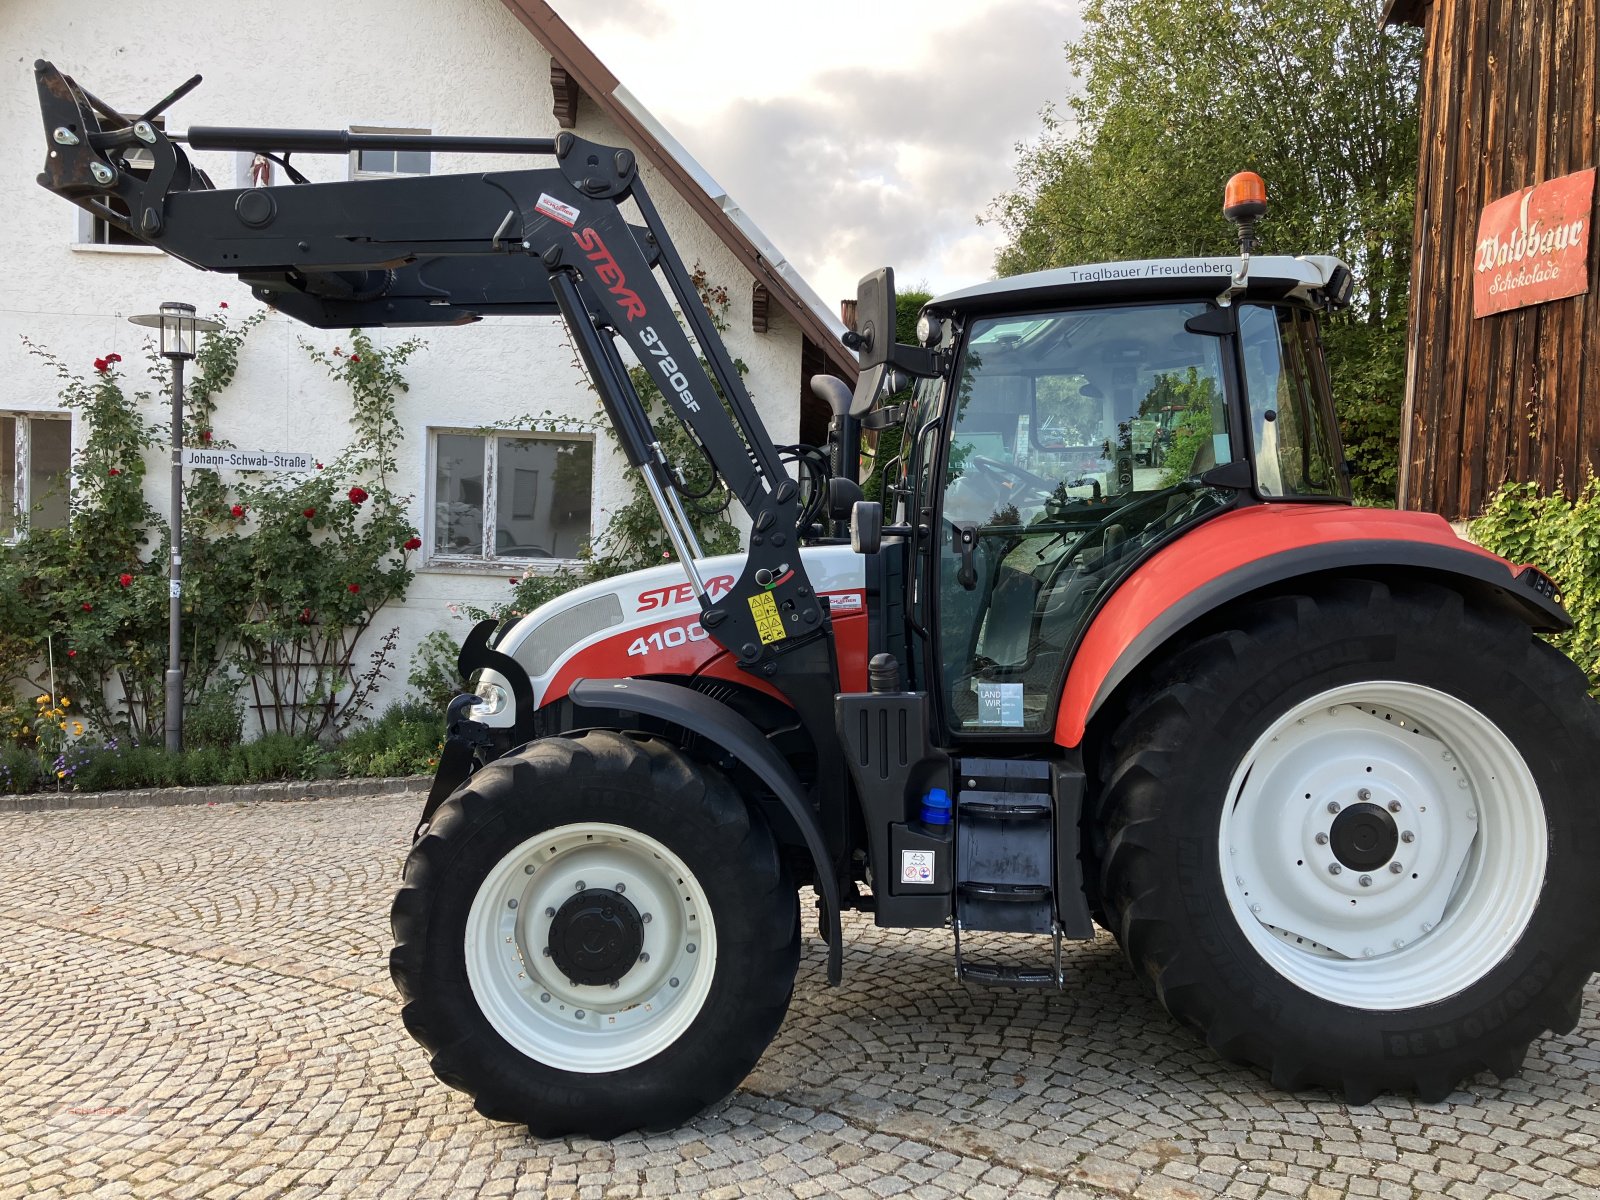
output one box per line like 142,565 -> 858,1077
1055,504 -> 1570,748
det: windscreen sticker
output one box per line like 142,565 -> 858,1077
534,193 -> 581,227
748,591 -> 788,644
976,682 -> 1024,726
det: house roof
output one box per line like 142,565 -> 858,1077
497,0 -> 857,380
1381,0 -> 1426,26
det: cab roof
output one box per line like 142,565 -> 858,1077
931,255 -> 1350,314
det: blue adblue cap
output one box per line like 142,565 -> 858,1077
921,787 -> 952,826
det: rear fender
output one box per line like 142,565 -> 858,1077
1056,505 -> 1570,748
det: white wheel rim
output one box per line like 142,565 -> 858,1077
1218,681 -> 1546,1009
465,821 -> 718,1073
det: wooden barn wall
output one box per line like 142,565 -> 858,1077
1399,0 -> 1600,518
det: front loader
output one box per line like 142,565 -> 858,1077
34,63 -> 1600,1137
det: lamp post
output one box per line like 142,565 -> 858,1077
128,301 -> 221,752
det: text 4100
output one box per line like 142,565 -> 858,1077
626,622 -> 710,657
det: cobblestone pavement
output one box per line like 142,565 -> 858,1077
3,795 -> 1599,1200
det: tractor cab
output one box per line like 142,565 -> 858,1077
858,253 -> 1355,736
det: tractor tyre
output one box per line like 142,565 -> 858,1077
390,729 -> 798,1137
1094,578 -> 1600,1103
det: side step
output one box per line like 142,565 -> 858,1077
953,758 -> 1064,988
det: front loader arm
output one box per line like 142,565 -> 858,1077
34,60 -> 833,685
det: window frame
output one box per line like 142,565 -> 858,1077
2,412 -> 73,543
425,427 -> 595,569
348,126 -> 433,181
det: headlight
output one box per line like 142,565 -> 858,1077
472,680 -> 509,718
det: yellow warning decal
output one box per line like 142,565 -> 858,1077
748,590 -> 788,644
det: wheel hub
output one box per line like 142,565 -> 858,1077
1328,802 -> 1398,872
548,888 -> 645,986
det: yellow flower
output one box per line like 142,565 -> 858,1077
55,770 -> 65,779
58,722 -> 67,731
36,695 -> 47,704
60,698 -> 70,707
72,723 -> 83,736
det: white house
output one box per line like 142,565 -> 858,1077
0,0 -> 854,726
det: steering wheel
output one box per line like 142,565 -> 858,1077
969,455 -> 1059,504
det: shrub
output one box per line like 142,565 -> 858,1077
0,746 -> 42,794
187,683 -> 245,750
407,630 -> 463,710
337,700 -> 443,777
1472,478 -> 1600,694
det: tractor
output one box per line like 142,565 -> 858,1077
33,62 -> 1600,1138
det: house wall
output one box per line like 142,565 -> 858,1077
1398,0 -> 1600,518
0,0 -> 804,725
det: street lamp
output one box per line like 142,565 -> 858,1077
128,301 -> 222,753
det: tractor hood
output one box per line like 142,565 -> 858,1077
467,544 -> 868,727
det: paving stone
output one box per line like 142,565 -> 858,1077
1,793 -> 1597,1199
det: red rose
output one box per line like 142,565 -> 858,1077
315,461 -> 323,470
93,358 -> 108,372
118,573 -> 132,588
347,486 -> 369,505
219,301 -> 228,309
303,507 -> 317,519
80,602 -> 92,612
201,430 -> 212,443
107,353 -> 122,363
108,467 -> 121,477
348,354 -> 361,364
298,607 -> 313,624
402,536 -> 422,551
347,583 -> 360,594
67,649 -> 76,658
230,504 -> 245,518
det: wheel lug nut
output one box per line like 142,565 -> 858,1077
687,943 -> 697,954
574,880 -> 586,891
1328,863 -> 1342,875
610,981 -> 620,989
1359,875 -> 1373,887
615,883 -> 626,893
507,899 -> 517,909
669,977 -> 679,988
642,913 -> 652,923
1401,831 -> 1415,843
545,907 -> 556,918
574,1010 -> 585,1019
524,864 -> 535,875
639,952 -> 650,963
1327,801 -> 1341,814
1315,833 -> 1329,845
1388,800 -> 1401,813
1358,788 -> 1372,802
540,993 -> 550,1003
1389,862 -> 1404,874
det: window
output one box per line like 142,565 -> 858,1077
1238,305 -> 1348,500
77,117 -> 163,245
431,431 -> 593,562
350,127 -> 431,179
1,415 -> 72,540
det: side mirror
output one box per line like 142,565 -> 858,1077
850,500 -> 883,555
848,268 -> 897,370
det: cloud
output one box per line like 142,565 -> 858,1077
554,0 -> 1081,305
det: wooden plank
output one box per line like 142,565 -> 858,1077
1580,0 -> 1600,492
1547,0 -> 1582,495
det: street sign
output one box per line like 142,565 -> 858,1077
180,448 -> 315,472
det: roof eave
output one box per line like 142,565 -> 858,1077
495,0 -> 857,380
1381,0 -> 1426,27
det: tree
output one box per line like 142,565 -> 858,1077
991,0 -> 1421,503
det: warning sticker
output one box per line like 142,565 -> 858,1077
901,849 -> 936,885
747,590 -> 788,644
534,193 -> 581,227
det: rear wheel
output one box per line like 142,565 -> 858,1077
1095,580 -> 1600,1102
391,730 -> 798,1137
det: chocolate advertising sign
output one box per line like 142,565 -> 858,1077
1473,168 -> 1595,317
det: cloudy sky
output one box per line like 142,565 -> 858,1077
547,0 -> 1082,309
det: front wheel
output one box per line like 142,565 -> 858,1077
1095,580 -> 1600,1102
390,730 -> 799,1137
